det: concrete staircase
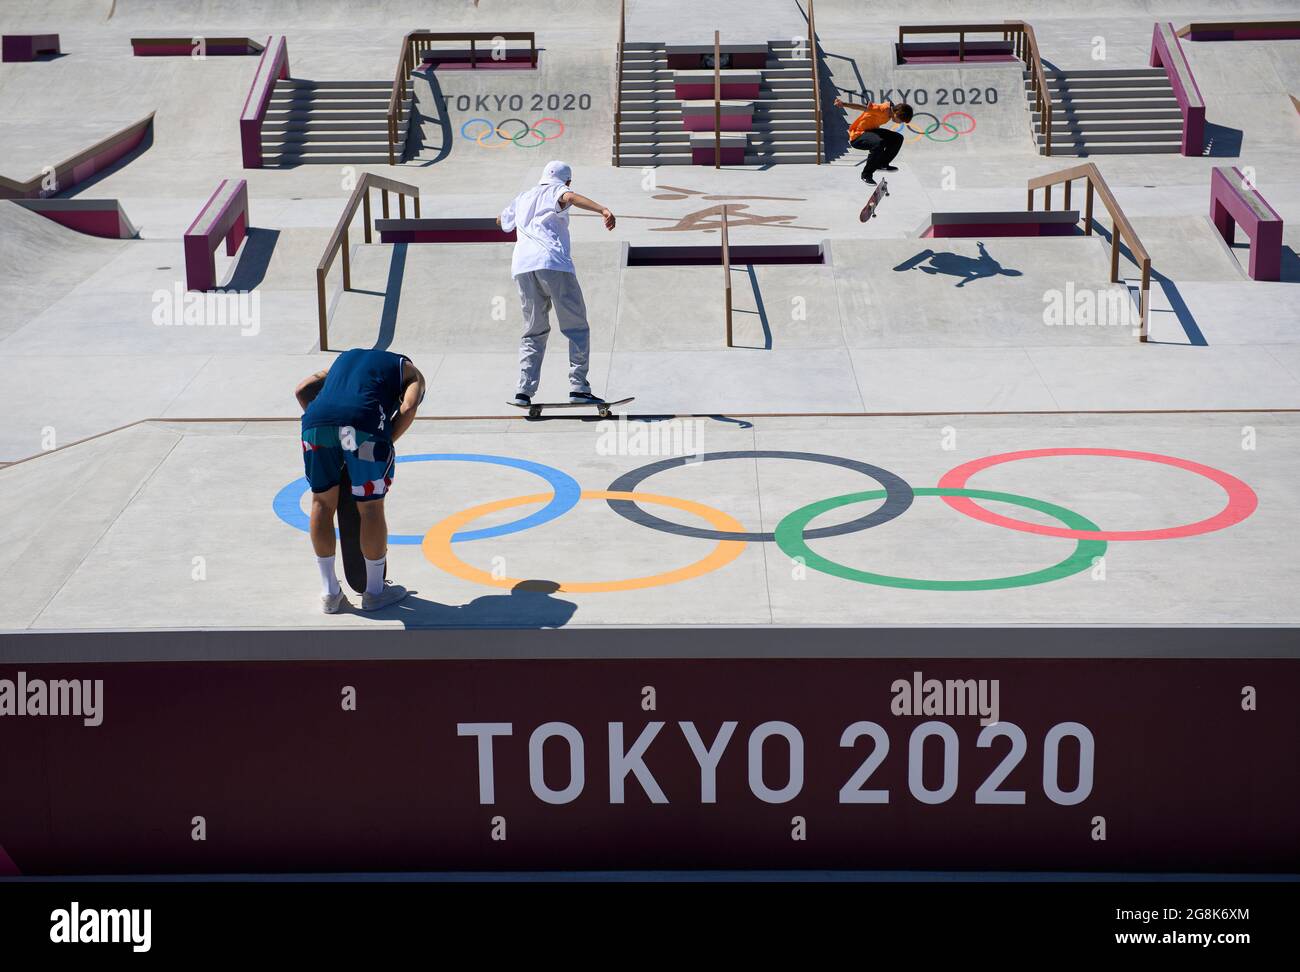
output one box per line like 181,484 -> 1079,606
261,79 -> 412,166
614,41 -> 819,165
1026,67 -> 1183,155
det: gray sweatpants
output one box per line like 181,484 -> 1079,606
514,269 -> 591,397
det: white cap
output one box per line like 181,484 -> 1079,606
539,160 -> 572,185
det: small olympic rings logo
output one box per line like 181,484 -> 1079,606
460,116 -> 565,149
274,448 -> 1257,595
892,110 -> 976,143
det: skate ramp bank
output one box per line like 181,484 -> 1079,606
0,203 -> 130,341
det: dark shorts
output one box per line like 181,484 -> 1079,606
301,425 -> 395,501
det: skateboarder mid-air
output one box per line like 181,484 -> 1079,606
295,349 -> 426,614
496,160 -> 616,407
835,96 -> 914,185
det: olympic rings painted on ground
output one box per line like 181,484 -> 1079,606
775,488 -> 1107,591
272,453 -> 580,545
422,490 -> 747,593
605,451 -> 914,542
891,110 -> 977,143
460,116 -> 564,148
937,449 -> 1259,541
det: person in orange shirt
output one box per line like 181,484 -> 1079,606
835,97 -> 914,185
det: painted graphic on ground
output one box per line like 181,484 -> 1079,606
275,448 -> 1258,594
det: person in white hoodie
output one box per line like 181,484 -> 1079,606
496,160 -> 616,406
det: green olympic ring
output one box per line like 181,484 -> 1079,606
774,487 -> 1107,591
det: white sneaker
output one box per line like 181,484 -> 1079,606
361,581 -> 409,611
321,589 -> 348,614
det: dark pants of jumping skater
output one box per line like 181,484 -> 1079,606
851,128 -> 903,180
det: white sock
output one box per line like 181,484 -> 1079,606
317,556 -> 340,596
364,556 -> 386,596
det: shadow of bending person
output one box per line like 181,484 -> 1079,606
363,579 -> 579,629
894,241 -> 1023,287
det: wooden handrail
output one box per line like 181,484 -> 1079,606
1027,163 -> 1151,340
721,204 -> 732,347
315,173 -> 420,350
387,30 -> 538,165
1013,21 -> 1052,156
809,0 -> 822,163
614,0 -> 625,166
714,31 -> 722,168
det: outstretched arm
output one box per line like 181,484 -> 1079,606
389,360 -> 426,442
559,191 -> 616,230
834,96 -> 868,112
295,369 -> 329,410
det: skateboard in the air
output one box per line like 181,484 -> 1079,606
859,178 -> 889,222
508,396 -> 634,419
337,465 -> 383,595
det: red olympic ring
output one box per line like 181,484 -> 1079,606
937,448 -> 1259,541
942,110 -> 976,135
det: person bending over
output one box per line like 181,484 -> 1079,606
294,348 -> 426,614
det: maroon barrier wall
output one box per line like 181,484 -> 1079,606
0,629 -> 1296,875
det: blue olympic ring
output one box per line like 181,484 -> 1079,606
272,453 -> 581,545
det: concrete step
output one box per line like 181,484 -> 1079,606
619,131 -> 690,143
1027,67 -> 1168,78
1032,88 -> 1178,102
263,130 -> 407,144
1037,130 -> 1182,144
261,139 -> 393,153
743,151 -> 818,163
263,152 -> 395,165
1029,77 -> 1174,92
1045,119 -> 1183,133
279,78 -> 391,89
1044,141 -> 1182,155
262,119 -> 406,133
1033,107 -> 1183,121
614,154 -> 693,165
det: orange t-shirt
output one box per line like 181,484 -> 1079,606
848,102 -> 892,140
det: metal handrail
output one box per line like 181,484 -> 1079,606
614,0 -> 625,166
714,31 -> 722,168
721,204 -> 732,346
1028,163 -> 1151,340
315,173 -> 420,350
809,0 -> 822,163
387,30 -> 538,165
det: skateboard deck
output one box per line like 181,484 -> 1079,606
337,465 -> 382,595
508,396 -> 634,418
859,178 -> 889,222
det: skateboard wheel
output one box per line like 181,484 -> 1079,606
529,406 -> 541,418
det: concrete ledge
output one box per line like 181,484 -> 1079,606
184,178 -> 249,291
1210,167 -> 1283,281
131,36 -> 264,56
626,242 -> 824,266
922,210 -> 1080,238
374,217 -> 515,243
1,33 -> 60,62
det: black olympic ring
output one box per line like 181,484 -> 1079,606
605,450 -> 915,542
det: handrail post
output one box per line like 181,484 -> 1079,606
810,0 -> 822,164
1139,261 -> 1150,342
341,226 -> 351,291
614,0 -> 625,167
1027,185 -> 1034,211
414,192 -> 420,218
363,189 -> 372,243
1084,181 -> 1094,235
382,190 -> 390,219
714,31 -> 721,169
470,37 -> 476,68
316,268 -> 328,351
1063,178 -> 1071,212
721,204 -> 732,347
959,31 -> 965,61
399,193 -> 406,219
1110,229 -> 1120,283
1045,184 -> 1051,209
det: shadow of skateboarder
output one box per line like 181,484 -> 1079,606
893,242 -> 1024,287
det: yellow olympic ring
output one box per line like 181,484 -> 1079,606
422,490 -> 747,593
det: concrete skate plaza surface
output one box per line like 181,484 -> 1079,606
1,0 -> 1299,635
1,412 -> 1294,633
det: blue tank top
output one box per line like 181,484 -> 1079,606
302,349 -> 409,437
